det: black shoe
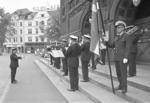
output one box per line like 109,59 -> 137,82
80,80 -> 89,82
128,74 -> 136,77
63,74 -> 68,76
67,89 -> 75,92
114,86 -> 122,90
11,80 -> 17,84
122,88 -> 127,94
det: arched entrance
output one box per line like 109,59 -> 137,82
114,0 -> 150,62
81,11 -> 91,35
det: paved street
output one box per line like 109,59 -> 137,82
2,54 -> 67,103
0,54 -> 10,98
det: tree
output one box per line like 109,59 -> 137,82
39,8 -> 61,41
0,8 -> 12,48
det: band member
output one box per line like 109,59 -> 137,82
61,39 -> 68,76
80,35 -> 91,82
126,26 -> 141,77
66,35 -> 81,91
106,20 -> 129,93
10,48 -> 22,84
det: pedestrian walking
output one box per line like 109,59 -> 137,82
106,20 -> 130,93
10,48 -> 22,84
80,35 -> 91,82
66,35 -> 81,91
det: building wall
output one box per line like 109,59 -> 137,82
60,0 -> 150,62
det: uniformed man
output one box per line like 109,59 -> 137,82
80,35 -> 91,82
66,35 -> 81,91
61,39 -> 68,76
106,20 -> 129,93
10,48 -> 22,84
126,26 -> 141,77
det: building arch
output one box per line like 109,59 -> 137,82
79,2 -> 91,36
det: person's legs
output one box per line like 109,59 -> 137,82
115,61 -> 122,89
11,67 -> 17,83
129,53 -> 137,76
81,60 -> 89,81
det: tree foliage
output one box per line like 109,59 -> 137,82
0,8 -> 12,46
39,9 -> 61,41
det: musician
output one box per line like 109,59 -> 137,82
61,39 -> 68,76
66,35 -> 81,91
80,35 -> 91,82
126,26 -> 141,77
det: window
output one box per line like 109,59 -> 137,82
20,37 -> 23,42
41,14 -> 45,17
36,21 -> 38,26
36,29 -> 38,34
28,37 -> 32,42
41,37 -> 44,42
41,21 -> 45,25
20,22 -> 23,26
20,30 -> 23,34
28,29 -> 32,34
14,38 -> 15,42
28,22 -> 32,26
36,37 -> 38,42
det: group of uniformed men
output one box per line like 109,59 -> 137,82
47,20 -> 140,94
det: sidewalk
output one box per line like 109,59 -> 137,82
2,55 -> 68,103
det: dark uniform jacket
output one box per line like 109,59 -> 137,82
66,43 -> 81,68
107,33 -> 129,61
81,42 -> 91,62
10,54 -> 22,68
62,46 -> 67,59
127,33 -> 141,53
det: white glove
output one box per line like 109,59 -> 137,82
123,58 -> 128,64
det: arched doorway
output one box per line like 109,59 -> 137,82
81,11 -> 91,35
114,0 -> 150,62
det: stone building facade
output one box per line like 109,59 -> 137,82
60,0 -> 150,62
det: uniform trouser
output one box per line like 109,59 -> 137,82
91,53 -> 96,69
50,55 -> 53,65
81,60 -> 89,81
128,53 -> 137,75
101,49 -> 106,64
69,66 -> 79,90
10,67 -> 17,83
62,59 -> 68,75
115,61 -> 127,90
55,58 -> 60,69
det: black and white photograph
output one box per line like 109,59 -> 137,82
0,0 -> 150,103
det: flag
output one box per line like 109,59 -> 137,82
90,0 -> 103,55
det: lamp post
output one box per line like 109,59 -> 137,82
132,0 -> 141,7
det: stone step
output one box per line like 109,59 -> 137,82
88,63 -> 150,93
35,60 -> 94,103
40,58 -> 132,103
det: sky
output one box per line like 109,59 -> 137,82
0,0 -> 60,13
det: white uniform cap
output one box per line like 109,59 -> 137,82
115,20 -> 126,27
69,35 -> 78,40
84,35 -> 91,39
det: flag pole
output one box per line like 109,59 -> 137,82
97,0 -> 115,94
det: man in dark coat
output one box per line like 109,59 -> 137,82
10,48 -> 22,84
61,39 -> 68,76
126,26 -> 141,77
106,21 -> 129,94
80,35 -> 91,82
66,35 -> 81,91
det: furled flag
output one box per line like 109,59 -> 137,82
90,0 -> 103,55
